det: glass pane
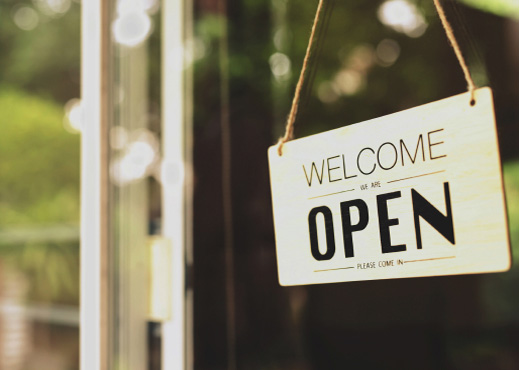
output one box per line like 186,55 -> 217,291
189,0 -> 519,368
106,0 -> 162,368
0,1 -> 80,369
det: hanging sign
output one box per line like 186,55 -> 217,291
268,88 -> 511,286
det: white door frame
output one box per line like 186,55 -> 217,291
80,0 -> 110,369
161,0 -> 194,368
81,0 -> 193,369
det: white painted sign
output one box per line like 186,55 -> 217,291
268,88 -> 511,286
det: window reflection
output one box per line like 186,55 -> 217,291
190,0 -> 519,368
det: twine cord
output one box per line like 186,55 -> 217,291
277,0 -> 325,156
277,0 -> 478,155
433,0 -> 477,104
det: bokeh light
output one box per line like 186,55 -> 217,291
33,0 -> 71,17
113,10 -> 152,47
376,39 -> 401,67
317,81 -> 339,104
273,28 -> 291,51
378,0 -> 428,38
139,0 -> 160,14
110,129 -> 159,186
334,69 -> 363,96
63,98 -> 82,133
113,0 -> 157,47
110,126 -> 129,150
269,52 -> 292,81
319,45 -> 375,103
12,7 -> 39,31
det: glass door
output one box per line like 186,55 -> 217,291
81,0 -> 191,369
186,0 -> 519,368
79,0 -> 519,369
82,0 -> 156,368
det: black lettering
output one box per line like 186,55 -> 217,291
377,192 -> 406,253
400,134 -> 425,165
309,206 -> 336,261
428,129 -> 447,160
412,182 -> 455,249
357,147 -> 376,175
303,160 -> 325,186
327,155 -> 341,182
340,199 -> 369,258
377,142 -> 398,170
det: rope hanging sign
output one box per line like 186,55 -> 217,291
268,0 -> 510,286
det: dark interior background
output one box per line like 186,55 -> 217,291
190,0 -> 519,369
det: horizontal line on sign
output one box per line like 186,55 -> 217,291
309,189 -> 355,199
387,170 -> 446,184
314,267 -> 355,272
405,256 -> 455,263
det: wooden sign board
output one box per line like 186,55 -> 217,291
268,88 -> 511,286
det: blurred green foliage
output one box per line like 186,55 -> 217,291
0,85 -> 80,304
504,161 -> 519,258
460,0 -> 519,20
0,1 -> 80,103
0,1 -> 80,305
0,86 -> 79,225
